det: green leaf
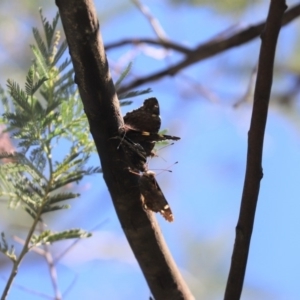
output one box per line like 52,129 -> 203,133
52,40 -> 68,67
54,68 -> 74,90
29,76 -> 48,97
39,9 -> 60,50
115,62 -> 133,90
0,232 -> 16,262
50,172 -> 84,192
7,80 -> 31,113
32,27 -> 48,60
42,204 -> 71,214
46,229 -> 92,243
53,151 -> 81,178
31,45 -> 48,79
24,206 -> 38,220
57,57 -> 72,73
46,192 -> 80,204
31,229 -> 91,246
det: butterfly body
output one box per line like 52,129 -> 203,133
111,136 -> 146,172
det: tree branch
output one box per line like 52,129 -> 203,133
117,3 -> 300,94
105,38 -> 192,54
224,1 -> 287,299
55,0 -> 194,299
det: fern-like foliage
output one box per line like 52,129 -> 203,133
0,9 -> 155,298
0,9 -> 151,265
0,233 -> 16,262
0,10 -> 101,253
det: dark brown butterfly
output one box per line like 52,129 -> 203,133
139,170 -> 174,222
123,98 -> 180,157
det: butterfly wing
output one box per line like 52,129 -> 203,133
124,97 -> 161,133
139,171 -> 174,222
124,98 -> 180,156
124,98 -> 161,156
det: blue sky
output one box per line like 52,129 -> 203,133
1,1 -> 300,299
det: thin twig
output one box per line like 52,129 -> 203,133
105,38 -> 192,54
234,65 -> 257,108
53,221 -> 107,264
38,223 -> 62,300
13,231 -> 62,300
117,3 -> 300,94
62,275 -> 78,298
1,214 -> 43,300
224,1 -> 287,299
0,276 -> 52,300
132,0 -> 168,41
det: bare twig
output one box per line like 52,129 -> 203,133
37,223 -> 62,300
234,65 -> 257,108
56,1 -> 194,299
132,0 -> 168,41
53,221 -> 107,264
117,3 -> 300,94
1,207 -> 46,299
0,276 -> 52,299
105,38 -> 192,54
43,247 -> 61,300
62,275 -> 78,298
179,73 -> 220,103
224,1 -> 287,299
13,234 -> 62,300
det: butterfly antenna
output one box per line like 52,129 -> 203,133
150,161 -> 178,176
150,142 -> 175,162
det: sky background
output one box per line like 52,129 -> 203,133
1,1 -> 300,299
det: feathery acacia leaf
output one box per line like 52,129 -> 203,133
7,80 -> 31,113
115,62 -> 133,90
50,173 -> 84,192
0,233 -> 16,262
31,45 -> 48,79
47,192 -> 80,204
31,229 -> 91,247
57,57 -> 72,74
42,204 -> 70,214
0,12 -> 100,262
32,27 -> 48,60
52,40 -> 68,67
39,9 -> 60,50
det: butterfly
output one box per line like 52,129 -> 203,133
123,98 -> 180,157
139,170 -> 174,222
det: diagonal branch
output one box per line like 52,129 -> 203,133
105,37 -> 193,54
224,1 -> 287,299
55,0 -> 194,299
117,3 -> 300,94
